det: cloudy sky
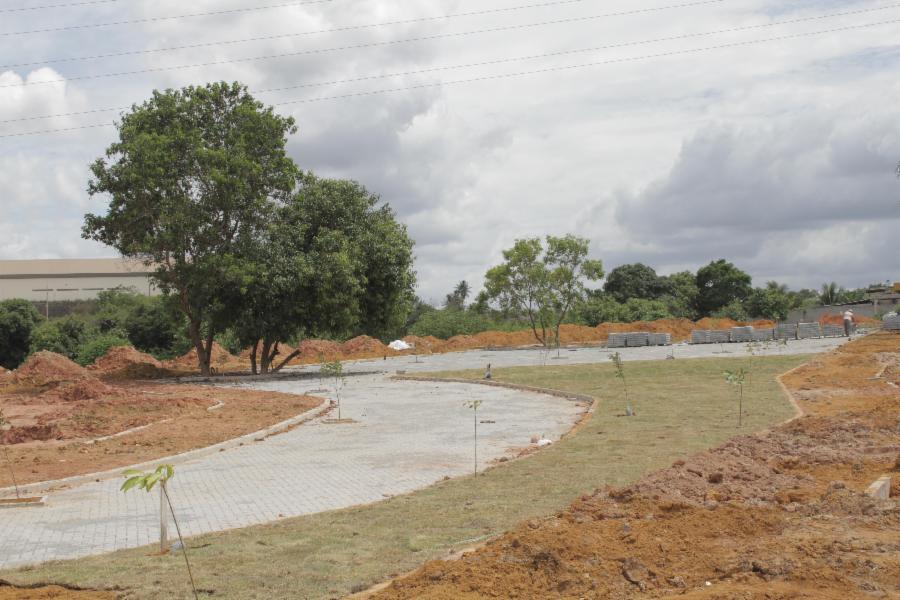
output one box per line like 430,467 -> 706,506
1,0 -> 898,303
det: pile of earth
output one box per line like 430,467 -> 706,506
372,333 -> 900,599
341,335 -> 393,357
401,335 -> 445,353
6,352 -> 93,387
0,582 -> 115,599
87,346 -> 166,380
819,313 -> 881,326
164,342 -> 239,370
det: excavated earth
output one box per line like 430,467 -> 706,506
370,332 -> 900,599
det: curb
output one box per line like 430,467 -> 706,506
0,399 -> 332,497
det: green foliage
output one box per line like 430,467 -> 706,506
712,299 -> 749,322
0,299 -> 44,369
604,263 -> 663,303
695,259 -> 752,316
445,281 -> 470,310
657,271 -> 700,319
609,351 -> 632,414
30,316 -> 89,360
485,235 -> 603,347
723,367 -> 748,426
408,309 -> 508,339
744,287 -> 792,321
123,299 -> 182,355
622,298 -> 672,323
83,81 -> 300,375
75,332 -> 130,367
572,294 -> 628,326
121,464 -> 175,494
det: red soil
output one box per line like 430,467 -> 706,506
371,333 -> 900,600
819,313 -> 881,326
87,346 -> 165,380
11,352 -> 92,386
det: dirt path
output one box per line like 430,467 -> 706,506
370,332 -> 900,599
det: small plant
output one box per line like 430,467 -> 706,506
724,368 -> 748,427
464,399 -> 483,475
321,360 -> 346,419
121,465 -> 198,600
609,352 -> 633,416
744,342 -> 761,388
0,409 -> 20,499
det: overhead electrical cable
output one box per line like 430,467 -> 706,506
0,0 -> 332,37
2,0 -> 123,12
2,18 -> 898,138
3,2 -> 896,91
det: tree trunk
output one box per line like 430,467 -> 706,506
272,349 -> 302,373
259,340 -> 274,375
187,320 -> 211,376
250,340 -> 259,375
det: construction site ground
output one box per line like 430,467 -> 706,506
0,335 -> 859,599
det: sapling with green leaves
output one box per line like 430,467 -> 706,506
464,399 -> 483,475
0,409 -> 20,499
744,341 -> 761,388
321,360 -> 346,419
609,352 -> 633,416
724,368 -> 748,427
121,464 -> 198,600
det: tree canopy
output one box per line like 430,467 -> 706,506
485,235 -> 603,347
603,263 -> 663,303
0,299 -> 44,370
694,259 -> 752,316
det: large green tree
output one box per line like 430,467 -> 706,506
603,263 -> 663,303
238,173 -> 416,374
694,259 -> 752,316
0,299 -> 44,370
83,82 -> 299,375
485,235 -> 603,347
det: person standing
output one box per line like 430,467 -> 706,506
843,309 -> 855,337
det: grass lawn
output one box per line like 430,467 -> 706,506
2,354 -> 808,599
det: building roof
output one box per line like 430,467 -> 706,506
0,258 -> 153,279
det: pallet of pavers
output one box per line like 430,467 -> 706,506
626,332 -> 650,347
884,316 -> 900,331
775,323 -> 798,340
752,328 -> 775,342
709,330 -> 732,344
607,333 -> 627,348
730,326 -> 754,343
648,333 -> 672,346
823,324 -> 845,337
691,330 -> 711,344
798,322 -> 822,339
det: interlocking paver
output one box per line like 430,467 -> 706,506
0,337 -> 845,568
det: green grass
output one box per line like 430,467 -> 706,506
2,354 -> 808,599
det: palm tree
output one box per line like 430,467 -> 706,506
820,282 -> 841,306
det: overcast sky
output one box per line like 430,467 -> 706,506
1,0 -> 898,303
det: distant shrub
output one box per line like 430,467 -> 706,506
409,309 -> 522,339
0,299 -> 44,369
30,316 -> 90,360
75,332 -> 131,367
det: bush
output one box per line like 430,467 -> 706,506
572,296 -> 628,326
0,299 -> 44,369
75,332 -> 131,367
30,316 -> 90,360
408,309 -> 519,339
124,300 -> 181,354
622,298 -> 672,323
713,299 -> 749,322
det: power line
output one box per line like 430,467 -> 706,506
0,0 -> 332,37
5,2 -> 893,90
2,18 -> 897,139
5,6 -> 897,124
2,0 -> 608,70
1,0 -> 122,12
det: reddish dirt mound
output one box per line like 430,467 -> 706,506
0,424 -> 63,444
166,342 -> 238,369
819,313 -> 880,326
402,335 -> 446,353
88,346 -> 165,379
48,379 -> 117,402
12,352 -> 92,386
341,335 -> 391,356
294,339 -> 342,362
372,333 -> 900,600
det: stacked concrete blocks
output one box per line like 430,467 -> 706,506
823,325 -> 845,337
798,322 -> 822,339
709,330 -> 732,344
607,333 -> 627,348
691,330 -> 711,344
626,332 -> 650,347
884,316 -> 900,331
648,333 -> 672,346
776,323 -> 798,340
730,326 -> 754,343
752,328 -> 775,342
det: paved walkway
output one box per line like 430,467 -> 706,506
0,336 -> 846,568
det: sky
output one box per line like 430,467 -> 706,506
1,0 -> 898,304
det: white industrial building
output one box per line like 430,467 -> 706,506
0,258 -> 158,302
